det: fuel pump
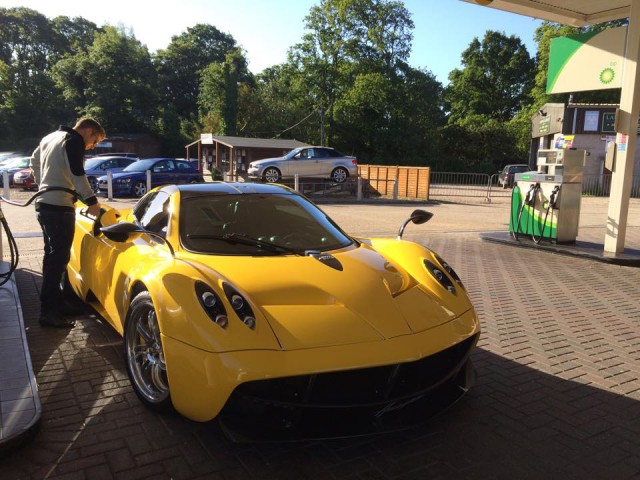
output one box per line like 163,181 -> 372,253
509,148 -> 585,244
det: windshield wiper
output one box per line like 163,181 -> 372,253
186,232 -> 302,255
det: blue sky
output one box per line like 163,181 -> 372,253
1,0 -> 542,84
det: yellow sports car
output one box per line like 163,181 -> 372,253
67,182 -> 479,439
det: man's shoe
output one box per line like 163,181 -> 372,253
39,313 -> 76,328
62,300 -> 87,316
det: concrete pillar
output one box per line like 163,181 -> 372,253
606,0 -> 640,253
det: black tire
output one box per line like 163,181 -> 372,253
124,291 -> 172,412
263,167 -> 281,183
331,167 -> 349,183
132,180 -> 147,197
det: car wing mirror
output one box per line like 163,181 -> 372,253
100,222 -> 145,242
397,209 -> 433,240
100,222 -> 175,256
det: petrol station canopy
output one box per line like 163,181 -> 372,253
461,1 -> 629,26
462,0 -> 638,255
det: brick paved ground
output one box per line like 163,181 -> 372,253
1,198 -> 640,479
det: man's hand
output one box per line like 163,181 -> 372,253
87,203 -> 102,218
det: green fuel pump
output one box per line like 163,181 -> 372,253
509,148 -> 586,244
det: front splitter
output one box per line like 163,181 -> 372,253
217,359 -> 475,443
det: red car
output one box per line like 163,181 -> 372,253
13,167 -> 37,190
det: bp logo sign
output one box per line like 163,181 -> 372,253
600,67 -> 615,85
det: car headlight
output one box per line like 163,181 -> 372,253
195,281 -> 228,328
223,283 -> 256,329
434,254 -> 464,288
423,259 -> 457,295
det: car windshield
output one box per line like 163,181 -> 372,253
180,193 -> 353,255
122,159 -> 157,172
4,157 -> 29,168
84,158 -> 107,170
284,148 -> 303,159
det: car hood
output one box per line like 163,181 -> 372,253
250,157 -> 285,166
1,166 -> 25,173
87,168 -> 124,175
179,244 -> 470,350
100,171 -> 143,180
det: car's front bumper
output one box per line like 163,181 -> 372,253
96,183 -> 131,196
161,308 -> 479,424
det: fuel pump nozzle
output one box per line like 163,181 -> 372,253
511,183 -> 539,241
533,185 -> 561,245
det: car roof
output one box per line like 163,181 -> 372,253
90,156 -> 136,161
167,182 -> 295,197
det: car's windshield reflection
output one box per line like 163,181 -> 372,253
180,193 -> 353,255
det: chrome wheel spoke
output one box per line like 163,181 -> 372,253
126,294 -> 170,405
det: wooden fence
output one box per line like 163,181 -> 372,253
357,165 -> 431,200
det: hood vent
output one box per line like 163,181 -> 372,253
306,250 -> 343,271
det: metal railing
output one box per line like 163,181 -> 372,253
7,169 -> 640,203
582,174 -> 640,197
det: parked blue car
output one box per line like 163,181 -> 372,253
97,158 -> 204,197
85,156 -> 139,191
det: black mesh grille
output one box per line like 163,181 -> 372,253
235,333 -> 478,408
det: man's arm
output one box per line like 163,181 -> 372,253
29,145 -> 41,185
65,135 -> 99,208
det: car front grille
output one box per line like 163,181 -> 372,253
233,333 -> 478,408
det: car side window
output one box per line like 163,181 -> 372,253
153,160 -> 173,172
298,149 -> 310,159
134,191 -> 171,236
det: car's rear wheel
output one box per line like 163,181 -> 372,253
124,291 -> 172,412
263,167 -> 281,183
331,167 -> 349,183
132,180 -> 147,197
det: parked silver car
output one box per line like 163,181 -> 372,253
248,146 -> 358,183
498,164 -> 530,188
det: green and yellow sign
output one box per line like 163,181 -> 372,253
547,26 -> 626,94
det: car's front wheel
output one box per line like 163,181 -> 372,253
124,291 -> 172,412
263,167 -> 281,183
331,167 -> 349,183
132,180 -> 147,197
88,176 -> 98,192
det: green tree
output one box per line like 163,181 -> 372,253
0,7 -> 65,148
446,30 -> 535,124
155,24 -> 237,120
281,0 -> 444,165
50,15 -> 101,57
198,49 -> 251,136
53,26 -> 158,132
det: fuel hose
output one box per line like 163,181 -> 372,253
0,187 -> 79,286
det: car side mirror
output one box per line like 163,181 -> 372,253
397,209 -> 433,240
101,222 -> 175,256
100,222 -> 145,242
